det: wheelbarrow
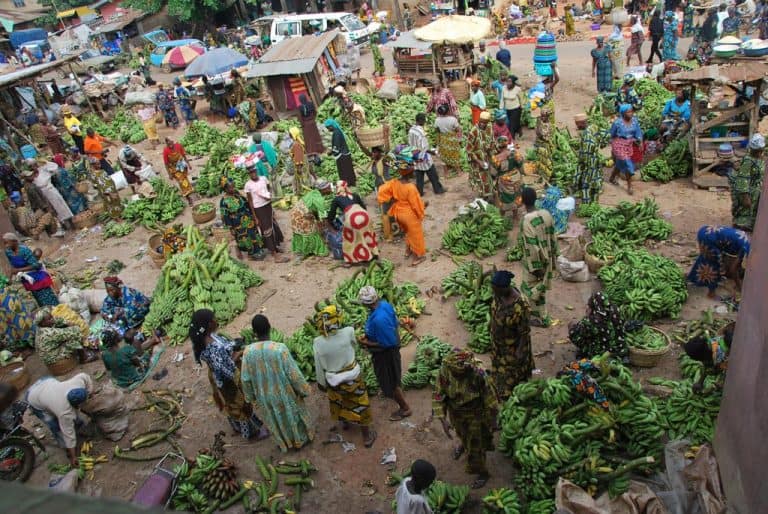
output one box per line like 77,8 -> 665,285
130,453 -> 186,508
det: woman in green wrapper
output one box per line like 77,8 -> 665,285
370,33 -> 385,76
432,349 -> 497,489
730,134 -> 765,232
290,180 -> 331,258
89,158 -> 122,219
34,308 -> 83,366
534,106 -> 555,179
100,328 -> 162,389
219,178 -> 265,261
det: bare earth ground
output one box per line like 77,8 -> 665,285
21,36 -> 733,512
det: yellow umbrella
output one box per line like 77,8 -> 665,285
414,15 -> 492,44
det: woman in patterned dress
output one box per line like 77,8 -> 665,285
327,180 -> 378,266
162,138 -> 194,205
3,233 -> 59,307
568,292 -> 629,361
434,104 -> 463,177
730,134 -> 765,232
682,1 -> 696,37
219,178 -> 264,260
591,37 -> 613,94
155,84 -> 179,128
688,225 -> 751,298
51,155 -> 87,215
89,158 -> 122,219
189,309 -> 269,440
466,111 -> 496,197
662,11 -> 681,61
240,314 -> 314,453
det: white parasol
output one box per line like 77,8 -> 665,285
413,15 -> 492,44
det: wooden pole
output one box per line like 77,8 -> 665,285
0,110 -> 34,147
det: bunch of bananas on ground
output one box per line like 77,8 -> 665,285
442,203 -> 511,258
441,261 -> 495,353
482,487 -> 522,514
586,199 -> 672,259
197,456 -> 240,503
425,480 -> 470,514
401,335 -> 453,389
525,499 -> 557,514
671,309 -> 732,345
77,441 -> 108,480
625,325 -> 669,351
649,377 -> 722,444
172,482 -> 209,512
598,248 -> 687,321
102,220 -> 135,240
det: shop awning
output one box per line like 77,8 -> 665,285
57,7 -> 96,18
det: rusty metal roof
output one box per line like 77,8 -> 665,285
671,64 -> 768,84
245,30 -> 343,78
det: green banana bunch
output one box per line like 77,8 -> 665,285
587,198 -> 672,254
525,499 -> 556,514
425,480 -> 470,514
625,325 -> 668,351
442,203 -> 511,258
441,261 -> 495,353
482,487 -> 521,514
655,379 -> 722,444
402,336 -> 452,390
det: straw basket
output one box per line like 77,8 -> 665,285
210,225 -> 231,243
448,80 -> 470,101
75,181 -> 90,194
72,210 -> 98,230
90,201 -> 105,215
148,234 -> 166,268
192,203 -> 216,224
398,82 -> 415,95
0,361 -> 29,391
629,327 -> 671,368
584,242 -> 614,273
356,126 -> 387,149
47,355 -> 78,376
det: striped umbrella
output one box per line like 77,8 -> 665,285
162,45 -> 205,69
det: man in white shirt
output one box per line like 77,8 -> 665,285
716,3 -> 729,35
396,460 -> 436,514
408,113 -> 446,196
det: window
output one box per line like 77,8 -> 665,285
340,15 -> 365,31
276,22 -> 299,37
13,0 -> 26,6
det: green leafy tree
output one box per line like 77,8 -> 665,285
122,0 -> 164,15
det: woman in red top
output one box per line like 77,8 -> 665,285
492,110 -> 512,142
162,138 -> 194,205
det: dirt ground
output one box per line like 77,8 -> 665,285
19,34 -> 736,513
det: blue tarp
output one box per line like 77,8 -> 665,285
9,29 -> 47,49
184,47 -> 248,78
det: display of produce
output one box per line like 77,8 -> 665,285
390,470 -> 470,514
102,220 -> 134,239
575,201 -> 604,218
441,261 -> 494,353
142,226 -> 263,344
482,487 -> 522,514
598,248 -> 687,321
82,108 -> 146,144
442,203 -> 510,257
550,128 -> 579,188
625,325 -> 668,351
587,198 -> 672,246
178,121 -> 243,156
642,138 -> 691,182
634,79 -> 675,131
401,335 -> 453,389
122,178 -> 185,228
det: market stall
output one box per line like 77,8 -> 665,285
670,64 -> 768,188
412,15 -> 491,80
385,30 -> 436,83
244,30 -> 346,111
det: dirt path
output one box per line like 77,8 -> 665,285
22,36 -> 730,513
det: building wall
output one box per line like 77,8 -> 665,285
714,181 -> 768,513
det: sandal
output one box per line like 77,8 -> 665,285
471,474 -> 490,489
364,430 -> 377,448
389,409 -> 412,421
452,445 -> 465,460
410,256 -> 426,267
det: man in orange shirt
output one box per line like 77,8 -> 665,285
84,128 -> 115,174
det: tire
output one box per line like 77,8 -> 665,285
0,437 -> 35,482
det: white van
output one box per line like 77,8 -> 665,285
260,12 -> 381,48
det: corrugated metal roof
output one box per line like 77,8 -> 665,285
245,30 -> 343,78
384,30 -> 433,51
0,53 -> 83,88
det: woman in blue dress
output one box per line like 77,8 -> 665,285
662,11 -> 681,61
609,104 -> 643,195
173,78 -> 197,124
50,156 -> 87,215
688,225 -> 750,298
3,233 -> 59,306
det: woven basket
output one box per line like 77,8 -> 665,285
398,82 -> 415,95
47,355 -> 77,376
72,210 -> 98,230
356,126 -> 387,148
629,327 -> 671,368
192,204 -> 216,224
90,201 -> 105,215
584,242 -> 614,273
0,361 -> 29,390
448,80 -> 470,101
211,225 -> 231,243
148,234 -> 166,268
75,181 -> 90,194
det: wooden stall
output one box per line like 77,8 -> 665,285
385,31 -> 437,83
409,15 -> 491,81
670,64 -> 768,188
244,31 -> 346,112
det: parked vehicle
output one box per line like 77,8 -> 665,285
255,12 -> 381,48
141,30 -> 205,68
0,401 -> 46,482
68,49 -> 118,75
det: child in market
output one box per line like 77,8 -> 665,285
396,459 -> 436,514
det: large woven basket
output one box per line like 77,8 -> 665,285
47,355 -> 78,376
448,80 -> 470,101
192,203 -> 216,224
75,181 -> 90,194
90,201 -> 105,215
0,361 -> 29,390
356,126 -> 387,149
584,241 -> 615,273
629,327 -> 671,368
398,81 -> 415,95
210,225 -> 231,243
148,234 -> 166,268
72,209 -> 98,230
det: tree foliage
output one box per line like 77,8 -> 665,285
122,0 -> 164,15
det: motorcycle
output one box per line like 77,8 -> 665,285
0,401 -> 46,482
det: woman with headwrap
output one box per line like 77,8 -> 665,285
607,24 -> 625,80
568,292 -> 629,360
50,156 -> 87,215
662,11 -> 681,61
40,117 -> 66,156
101,328 -> 161,389
22,162 -> 74,229
730,134 -> 765,232
489,270 -> 533,402
298,95 -> 324,155
324,119 -> 356,186
534,106 -> 555,179
100,276 -> 151,335
626,15 -> 645,66
189,309 -> 270,440
432,349 -> 497,488
493,109 -> 512,141
467,111 -> 497,197
173,77 -> 197,124
89,158 -> 122,219
34,307 -> 83,366
370,33 -> 385,76
155,84 -> 179,128
288,127 -> 314,195
312,305 -> 376,447
3,232 -> 58,307
591,36 -> 614,94
327,180 -> 378,266
219,178 -> 265,261
434,104 -> 464,177
609,104 -> 643,195
470,79 -> 486,125
684,322 -> 734,391
240,314 -> 314,452
290,180 -> 330,258
244,166 -> 289,263
688,225 -> 751,298
25,372 -> 93,466
162,138 -> 194,205
377,147 -> 427,267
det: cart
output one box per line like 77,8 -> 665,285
130,453 -> 186,508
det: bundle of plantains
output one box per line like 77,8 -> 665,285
597,247 -> 687,321
550,128 -> 580,189
388,469 -> 470,514
401,335 -> 453,389
442,203 -> 510,258
143,226 -> 263,344
441,260 -> 494,353
122,178 -> 185,228
647,376 -> 723,445
642,138 -> 691,183
83,108 -> 146,144
634,79 -> 675,132
586,198 -> 672,260
498,355 -> 664,503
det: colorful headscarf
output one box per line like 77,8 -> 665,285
336,180 -> 353,198
104,276 -> 123,289
619,103 -> 633,115
358,285 -> 379,305
560,359 -> 609,409
444,348 -> 483,377
494,109 -> 507,121
324,119 -> 343,133
314,304 -> 343,336
289,126 -> 304,146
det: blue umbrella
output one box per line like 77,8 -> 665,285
184,47 -> 249,78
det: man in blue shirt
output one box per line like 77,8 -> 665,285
359,285 -> 412,420
495,43 -> 511,69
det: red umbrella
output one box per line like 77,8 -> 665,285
162,45 -> 205,69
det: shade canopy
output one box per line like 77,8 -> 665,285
162,45 -> 204,67
413,15 -> 491,44
184,47 -> 249,78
